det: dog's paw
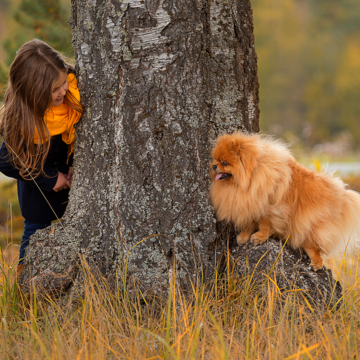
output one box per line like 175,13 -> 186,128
310,262 -> 323,271
236,233 -> 251,245
250,232 -> 268,246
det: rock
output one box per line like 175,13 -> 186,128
229,237 -> 342,311
216,223 -> 342,311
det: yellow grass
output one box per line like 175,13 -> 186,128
0,179 -> 23,245
0,245 -> 360,359
0,175 -> 360,359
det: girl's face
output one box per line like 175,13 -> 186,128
52,71 -> 69,107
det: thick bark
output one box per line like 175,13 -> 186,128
19,0 -> 259,295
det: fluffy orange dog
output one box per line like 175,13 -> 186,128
210,132 -> 360,274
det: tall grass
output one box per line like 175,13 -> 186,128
1,174 -> 360,358
0,179 -> 23,246
0,247 -> 360,359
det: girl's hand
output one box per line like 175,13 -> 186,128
53,172 -> 71,192
66,166 -> 73,182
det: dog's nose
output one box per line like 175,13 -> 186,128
212,165 -> 217,171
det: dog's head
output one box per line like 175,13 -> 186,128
210,132 -> 260,191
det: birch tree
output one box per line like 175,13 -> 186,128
19,0 -> 259,295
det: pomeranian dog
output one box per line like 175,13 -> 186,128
210,132 -> 360,281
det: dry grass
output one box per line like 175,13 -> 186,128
0,179 -> 23,245
0,175 -> 360,359
0,247 -> 360,359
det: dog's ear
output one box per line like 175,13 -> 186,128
231,136 -> 259,191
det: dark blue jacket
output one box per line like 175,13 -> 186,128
0,135 -> 72,223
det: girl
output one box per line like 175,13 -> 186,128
0,39 -> 83,275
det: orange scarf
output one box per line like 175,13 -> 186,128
34,73 -> 82,162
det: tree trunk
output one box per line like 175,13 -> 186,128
19,0 -> 260,295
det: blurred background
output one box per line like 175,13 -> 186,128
0,0 -> 359,252
253,0 -> 360,160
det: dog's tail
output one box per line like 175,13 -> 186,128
323,189 -> 360,289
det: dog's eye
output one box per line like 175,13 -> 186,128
222,161 -> 227,167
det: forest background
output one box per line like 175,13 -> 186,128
0,0 -> 360,246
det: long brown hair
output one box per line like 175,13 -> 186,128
0,39 -> 82,179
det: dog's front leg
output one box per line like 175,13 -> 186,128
237,221 -> 257,245
303,243 -> 323,271
250,218 -> 274,245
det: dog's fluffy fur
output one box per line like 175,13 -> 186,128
210,132 -> 360,281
